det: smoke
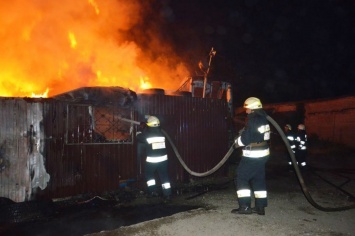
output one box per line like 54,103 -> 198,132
0,0 -> 190,97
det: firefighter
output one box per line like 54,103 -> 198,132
136,116 -> 172,200
284,124 -> 296,167
295,124 -> 308,169
231,97 -> 271,215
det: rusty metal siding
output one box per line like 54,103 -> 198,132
136,94 -> 230,183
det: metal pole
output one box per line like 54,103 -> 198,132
118,117 -> 140,125
202,47 -> 216,98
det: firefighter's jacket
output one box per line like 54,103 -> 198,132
285,130 -> 296,153
136,126 -> 168,163
295,130 -> 307,151
236,109 -> 271,158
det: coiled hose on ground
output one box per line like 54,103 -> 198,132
163,115 -> 355,212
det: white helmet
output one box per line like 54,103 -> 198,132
147,116 -> 160,127
298,124 -> 305,130
244,97 -> 262,109
285,124 -> 291,130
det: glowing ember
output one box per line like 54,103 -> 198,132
0,0 -> 189,98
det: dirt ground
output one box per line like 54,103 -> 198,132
1,145 -> 354,236
88,148 -> 355,236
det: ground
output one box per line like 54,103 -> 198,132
1,146 -> 354,236
87,147 -> 355,236
87,176 -> 355,236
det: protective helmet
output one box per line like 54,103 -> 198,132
244,97 -> 262,109
147,116 -> 160,127
285,124 -> 291,130
298,124 -> 305,130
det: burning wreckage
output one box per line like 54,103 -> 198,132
0,79 -> 233,204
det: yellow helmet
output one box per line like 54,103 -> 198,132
244,97 -> 262,109
285,124 -> 292,130
298,124 -> 305,130
147,116 -> 160,127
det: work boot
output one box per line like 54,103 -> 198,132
252,206 -> 265,215
231,205 -> 252,214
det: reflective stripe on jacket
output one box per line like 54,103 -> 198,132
136,126 -> 168,161
296,131 -> 307,151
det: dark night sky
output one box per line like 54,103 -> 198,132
145,0 -> 355,106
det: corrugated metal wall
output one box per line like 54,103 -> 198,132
305,96 -> 355,148
136,94 -> 230,183
1,93 -> 231,201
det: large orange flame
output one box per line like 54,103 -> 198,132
0,0 -> 189,98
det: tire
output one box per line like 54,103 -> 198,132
140,88 -> 165,95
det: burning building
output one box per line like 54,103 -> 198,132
0,86 -> 233,202
0,1 -> 235,202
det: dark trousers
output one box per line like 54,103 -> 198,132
235,155 -> 269,207
145,160 -> 171,197
295,150 -> 307,165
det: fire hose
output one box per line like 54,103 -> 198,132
162,129 -> 235,177
120,116 -> 355,212
266,115 -> 355,212
119,116 -> 234,177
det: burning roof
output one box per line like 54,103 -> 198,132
52,86 -> 137,107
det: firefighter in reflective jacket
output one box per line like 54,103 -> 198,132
284,124 -> 296,166
136,116 -> 172,199
231,97 -> 271,215
295,124 -> 308,168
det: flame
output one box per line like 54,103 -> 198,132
0,0 -> 190,98
140,76 -> 152,90
68,32 -> 77,49
88,0 -> 100,15
31,88 -> 49,98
